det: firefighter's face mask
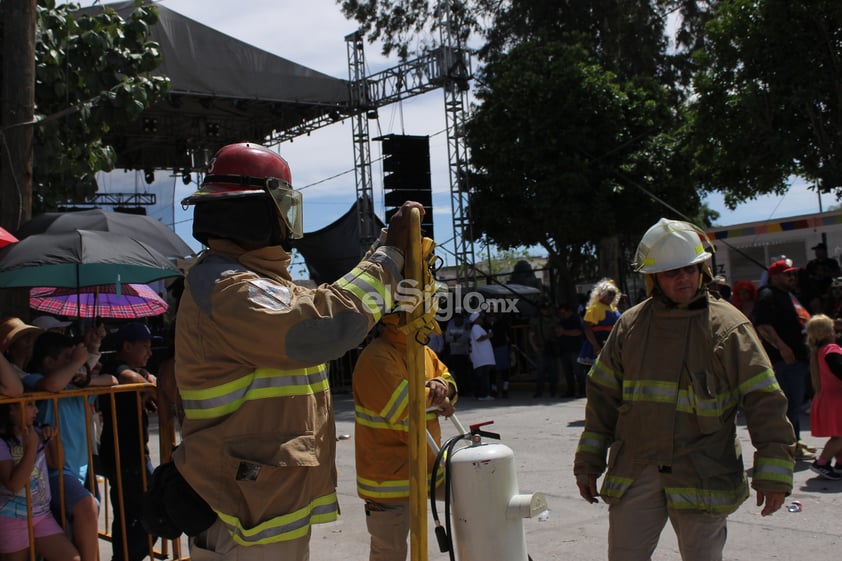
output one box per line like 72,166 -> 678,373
263,178 -> 303,240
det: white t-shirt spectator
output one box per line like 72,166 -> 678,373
470,323 -> 495,369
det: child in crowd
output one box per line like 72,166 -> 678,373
0,401 -> 79,561
0,354 -> 22,397
806,314 -> 842,479
22,332 -> 117,561
0,317 -> 43,379
98,322 -> 158,561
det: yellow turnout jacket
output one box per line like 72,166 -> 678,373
353,325 -> 457,503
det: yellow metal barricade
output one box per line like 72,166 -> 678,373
0,383 -> 187,561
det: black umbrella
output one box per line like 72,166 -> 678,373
0,230 -> 182,288
16,209 -> 194,258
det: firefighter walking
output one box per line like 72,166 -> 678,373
574,218 -> 796,561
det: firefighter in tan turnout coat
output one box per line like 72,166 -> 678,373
573,218 -> 796,561
174,142 -> 424,561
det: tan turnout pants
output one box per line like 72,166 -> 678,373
608,464 -> 728,561
364,500 -> 410,561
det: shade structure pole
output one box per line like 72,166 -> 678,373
75,264 -> 82,331
406,208 -> 427,561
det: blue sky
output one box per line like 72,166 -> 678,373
93,0 -> 836,272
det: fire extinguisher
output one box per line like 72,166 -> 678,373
430,420 -> 547,561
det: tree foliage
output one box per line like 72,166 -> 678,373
338,0 -> 710,78
337,0 -> 719,292
337,0 -> 488,60
7,1 -> 170,212
688,0 -> 842,207
466,40 -> 700,291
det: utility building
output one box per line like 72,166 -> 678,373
706,210 -> 842,284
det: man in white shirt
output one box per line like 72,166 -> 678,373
468,311 -> 496,400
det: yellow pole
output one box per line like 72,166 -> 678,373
407,208 -> 428,561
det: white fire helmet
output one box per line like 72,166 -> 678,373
633,218 -> 713,274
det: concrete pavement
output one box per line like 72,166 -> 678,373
312,391 -> 840,561
133,391 -> 840,561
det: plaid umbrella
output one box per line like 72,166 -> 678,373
30,283 -> 168,319
0,226 -> 17,249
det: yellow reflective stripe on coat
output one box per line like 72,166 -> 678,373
674,386 -> 740,416
336,267 -> 392,321
355,405 -> 438,431
601,475 -> 633,499
382,379 -> 409,425
357,476 -> 409,500
664,486 -> 749,513
357,469 -> 445,501
217,492 -> 338,546
180,365 -> 329,420
738,369 -> 780,394
602,476 -> 750,511
576,431 -> 609,455
588,358 -> 621,392
621,377 -> 758,417
753,457 -> 794,485
622,379 -> 678,403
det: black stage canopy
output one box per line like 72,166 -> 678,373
84,2 -> 352,172
292,201 -> 385,285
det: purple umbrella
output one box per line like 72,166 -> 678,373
30,283 -> 168,319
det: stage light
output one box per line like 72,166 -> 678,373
142,118 -> 158,134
